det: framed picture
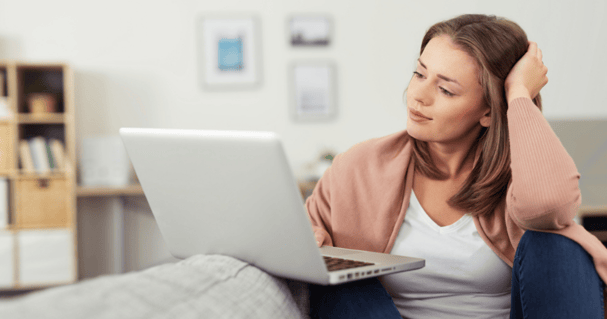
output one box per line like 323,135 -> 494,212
198,16 -> 262,90
290,61 -> 337,121
289,15 -> 332,47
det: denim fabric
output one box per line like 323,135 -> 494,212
510,230 -> 605,318
309,231 -> 605,318
309,278 -> 402,319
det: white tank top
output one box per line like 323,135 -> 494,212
379,190 -> 512,318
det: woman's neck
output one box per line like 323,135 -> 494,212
426,138 -> 479,181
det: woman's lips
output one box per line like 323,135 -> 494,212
408,108 -> 432,122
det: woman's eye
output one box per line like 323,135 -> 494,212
413,71 -> 424,79
440,87 -> 454,97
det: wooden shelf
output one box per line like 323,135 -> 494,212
17,171 -> 69,179
18,113 -> 65,124
77,184 -> 144,197
578,205 -> 607,217
0,62 -> 77,291
0,281 -> 73,292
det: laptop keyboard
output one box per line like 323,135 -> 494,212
323,256 -> 375,271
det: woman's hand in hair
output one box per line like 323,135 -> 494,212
504,41 -> 549,104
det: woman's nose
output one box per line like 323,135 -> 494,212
410,80 -> 433,106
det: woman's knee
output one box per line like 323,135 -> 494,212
517,230 -> 587,262
513,231 -> 605,317
515,230 -> 600,284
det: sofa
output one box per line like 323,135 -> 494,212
0,255 -> 310,319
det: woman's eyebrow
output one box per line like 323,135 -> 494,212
417,59 -> 461,86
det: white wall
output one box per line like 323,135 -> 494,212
1,0 -> 606,276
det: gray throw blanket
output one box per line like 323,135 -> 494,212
0,255 -> 310,319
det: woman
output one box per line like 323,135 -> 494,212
305,14 -> 607,318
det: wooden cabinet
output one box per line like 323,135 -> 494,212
0,61 -> 77,290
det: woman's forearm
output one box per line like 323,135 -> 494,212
506,97 -> 581,229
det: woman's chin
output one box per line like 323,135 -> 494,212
406,121 -> 426,141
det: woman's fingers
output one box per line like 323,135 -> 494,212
315,233 -> 323,247
528,41 -> 545,65
529,41 -> 544,66
505,40 -> 548,102
528,41 -> 537,56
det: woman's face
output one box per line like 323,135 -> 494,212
406,35 -> 490,146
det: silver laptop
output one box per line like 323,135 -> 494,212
119,128 -> 425,285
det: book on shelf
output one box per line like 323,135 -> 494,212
50,139 -> 66,171
20,137 -> 68,174
45,140 -> 55,170
29,137 -> 50,174
19,140 -> 35,173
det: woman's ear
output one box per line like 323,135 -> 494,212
480,108 -> 491,127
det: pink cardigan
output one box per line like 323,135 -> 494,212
305,97 -> 607,286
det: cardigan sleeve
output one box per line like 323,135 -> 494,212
304,154 -> 340,247
506,97 -> 582,230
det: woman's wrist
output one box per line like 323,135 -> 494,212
506,85 -> 532,104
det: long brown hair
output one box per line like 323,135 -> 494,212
410,14 -> 542,216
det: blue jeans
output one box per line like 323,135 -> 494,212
309,231 -> 605,318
